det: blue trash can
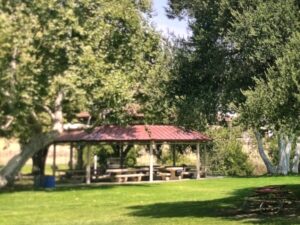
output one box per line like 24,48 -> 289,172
43,176 -> 55,188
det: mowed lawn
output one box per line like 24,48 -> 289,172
0,177 -> 300,225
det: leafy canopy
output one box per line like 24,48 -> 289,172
167,0 -> 300,128
240,32 -> 300,133
0,0 -> 172,142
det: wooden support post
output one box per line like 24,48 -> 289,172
86,146 -> 91,184
196,143 -> 201,179
69,142 -> 73,170
93,155 -> 98,176
172,145 -> 176,166
52,144 -> 56,177
149,141 -> 154,182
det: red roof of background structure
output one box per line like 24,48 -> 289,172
55,125 -> 211,143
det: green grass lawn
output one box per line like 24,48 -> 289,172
0,177 -> 299,225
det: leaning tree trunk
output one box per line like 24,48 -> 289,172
0,131 -> 58,187
254,130 -> 276,174
0,90 -> 64,188
292,138 -> 300,173
32,146 -> 49,176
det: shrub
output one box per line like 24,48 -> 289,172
208,127 -> 253,176
124,146 -> 139,167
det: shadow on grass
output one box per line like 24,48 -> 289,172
0,182 -> 153,194
128,184 -> 300,224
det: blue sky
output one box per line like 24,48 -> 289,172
149,0 -> 189,38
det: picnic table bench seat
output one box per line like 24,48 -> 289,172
113,173 -> 147,182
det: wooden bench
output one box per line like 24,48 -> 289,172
157,172 -> 171,181
92,174 -> 111,180
113,173 -> 146,182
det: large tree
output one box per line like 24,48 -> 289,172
167,0 -> 300,173
167,0 -> 299,127
240,32 -> 300,174
0,0 -> 171,187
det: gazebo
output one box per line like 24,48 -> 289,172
54,125 -> 211,183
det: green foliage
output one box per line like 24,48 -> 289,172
124,146 -> 139,167
85,144 -> 140,168
157,150 -> 172,165
228,0 -> 300,82
157,145 -> 196,166
167,0 -> 300,129
0,0 -> 173,142
88,145 -> 114,169
267,136 -> 280,166
208,127 -> 253,176
240,32 -> 300,133
167,0 -> 245,128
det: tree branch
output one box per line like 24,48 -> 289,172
30,110 -> 40,123
0,115 -> 14,130
42,105 -> 55,120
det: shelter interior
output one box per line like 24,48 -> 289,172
48,125 -> 211,184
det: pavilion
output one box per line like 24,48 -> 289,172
54,125 -> 211,184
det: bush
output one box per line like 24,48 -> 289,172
124,146 -> 139,167
156,145 -> 196,166
208,127 -> 253,176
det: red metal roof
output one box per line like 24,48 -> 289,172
55,125 -> 211,143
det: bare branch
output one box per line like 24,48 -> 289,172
53,90 -> 64,133
42,105 -> 55,120
2,91 -> 11,97
30,110 -> 38,122
0,115 -> 14,130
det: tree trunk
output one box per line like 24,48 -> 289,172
76,144 -> 84,170
285,136 -> 293,174
0,131 -> 58,187
254,130 -> 276,174
32,146 -> 49,176
277,134 -> 287,174
52,90 -> 64,133
0,90 -> 64,188
277,135 -> 293,175
292,138 -> 300,173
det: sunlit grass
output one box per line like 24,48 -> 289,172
0,177 -> 299,225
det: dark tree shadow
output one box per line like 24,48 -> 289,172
128,184 -> 300,224
0,182 -> 152,194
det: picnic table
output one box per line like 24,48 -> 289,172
162,167 -> 184,180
